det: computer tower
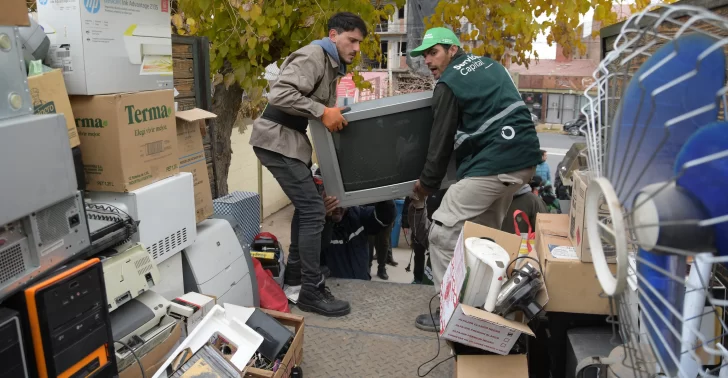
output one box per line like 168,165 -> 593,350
0,192 -> 90,302
0,308 -> 29,378
6,258 -> 117,378
86,172 -> 197,264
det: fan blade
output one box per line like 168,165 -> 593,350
638,249 -> 687,376
607,33 -> 725,208
674,121 -> 728,257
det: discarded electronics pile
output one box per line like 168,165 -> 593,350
0,2 -> 300,377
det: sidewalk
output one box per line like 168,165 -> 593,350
260,204 -> 416,283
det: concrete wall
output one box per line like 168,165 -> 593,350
227,120 -> 290,219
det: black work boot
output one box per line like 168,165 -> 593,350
297,285 -> 351,317
415,309 -> 440,332
386,250 -> 398,267
377,266 -> 389,280
283,263 -> 302,287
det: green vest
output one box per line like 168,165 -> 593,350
438,54 -> 542,179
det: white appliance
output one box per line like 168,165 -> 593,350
123,24 -> 172,65
182,219 -> 257,307
101,243 -> 161,312
109,289 -> 169,344
86,172 -> 197,264
154,251 -> 184,301
461,237 -> 511,311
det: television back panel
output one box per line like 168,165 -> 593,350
0,114 -> 77,226
0,26 -> 33,121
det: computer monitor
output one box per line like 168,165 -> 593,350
310,91 -> 455,208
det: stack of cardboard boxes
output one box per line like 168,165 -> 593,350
35,0 -> 214,222
536,170 -> 618,315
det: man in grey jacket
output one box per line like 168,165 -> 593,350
249,12 -> 366,317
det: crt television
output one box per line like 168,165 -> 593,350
310,91 -> 455,208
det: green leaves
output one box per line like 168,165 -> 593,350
176,0 -> 405,119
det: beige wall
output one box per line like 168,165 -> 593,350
228,122 -> 290,219
227,120 -> 320,219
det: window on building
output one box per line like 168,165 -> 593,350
399,42 -> 407,57
378,41 -> 389,69
398,6 -> 405,19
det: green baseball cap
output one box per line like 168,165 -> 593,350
409,27 -> 461,57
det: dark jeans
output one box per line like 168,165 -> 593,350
369,222 -> 393,270
254,147 -> 325,288
412,240 -> 426,282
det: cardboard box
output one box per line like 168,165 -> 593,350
176,109 -> 216,223
171,292 -> 216,334
28,69 -> 81,148
536,213 -> 614,315
439,222 -> 548,355
2,0 -> 29,26
118,321 -> 182,378
245,309 -> 304,378
37,0 -> 173,95
569,170 -> 617,263
455,355 -> 528,378
70,90 -> 179,192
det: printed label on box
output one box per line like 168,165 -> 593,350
549,245 -> 578,260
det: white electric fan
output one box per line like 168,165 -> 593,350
581,4 -> 728,377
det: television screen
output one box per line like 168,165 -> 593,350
331,107 -> 433,192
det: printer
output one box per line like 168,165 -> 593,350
100,243 -> 161,312
182,218 -> 258,307
123,24 -> 172,65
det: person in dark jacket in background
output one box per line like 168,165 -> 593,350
321,199 -> 396,280
501,179 -> 548,235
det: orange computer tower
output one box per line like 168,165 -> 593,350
8,258 -> 117,378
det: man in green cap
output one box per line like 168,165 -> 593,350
409,27 -> 542,331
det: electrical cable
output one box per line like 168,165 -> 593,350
115,339 -> 146,378
505,255 -> 547,288
275,360 -> 289,374
86,202 -> 134,222
417,293 -> 454,377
